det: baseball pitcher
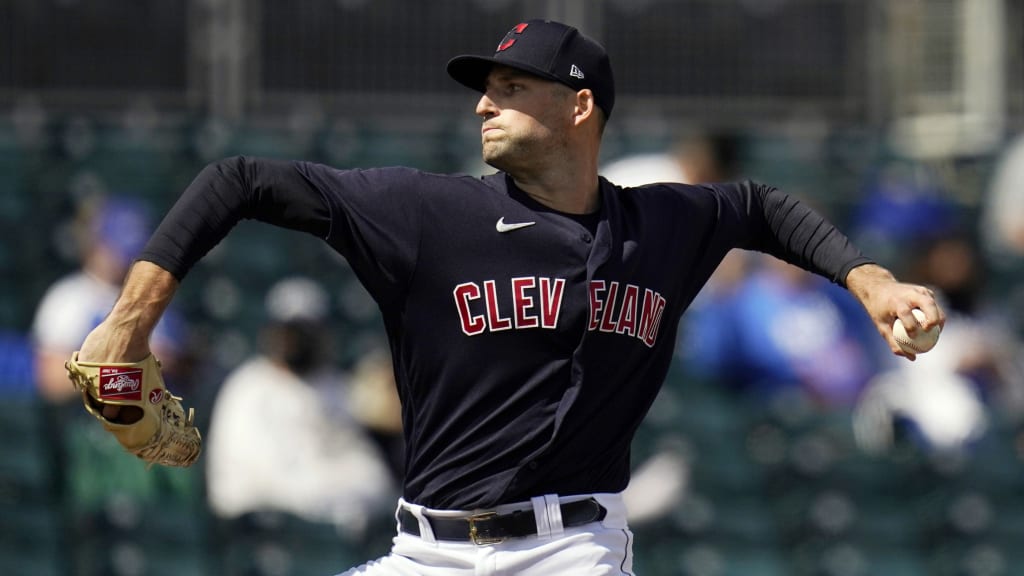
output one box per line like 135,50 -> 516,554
68,19 -> 944,576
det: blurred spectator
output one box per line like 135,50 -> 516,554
30,194 -> 189,403
30,194 -> 196,519
842,155 -> 1024,455
853,361 -> 990,457
854,233 -> 1024,455
0,331 -> 34,395
982,133 -> 1024,262
205,276 -> 396,530
849,156 -> 958,271
348,344 -> 405,482
980,132 -> 1024,337
601,129 -> 751,300
679,254 -> 885,408
601,129 -> 741,186
609,131 -> 750,525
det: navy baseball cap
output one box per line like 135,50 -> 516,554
447,19 -> 615,119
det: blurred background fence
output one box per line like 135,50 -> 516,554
2,0 -> 1024,575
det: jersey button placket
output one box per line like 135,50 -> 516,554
580,233 -> 592,243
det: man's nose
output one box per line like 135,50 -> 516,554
475,93 -> 497,118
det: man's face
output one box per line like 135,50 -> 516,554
475,65 -> 575,171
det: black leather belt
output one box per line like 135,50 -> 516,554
398,498 -> 608,545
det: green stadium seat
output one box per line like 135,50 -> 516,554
0,500 -> 65,576
0,545 -> 63,576
0,396 -> 56,502
849,495 -> 926,548
69,491 -> 213,576
660,542 -> 791,576
989,499 -> 1024,547
862,546 -> 931,576
687,441 -> 766,496
72,539 -> 211,576
791,541 -> 931,576
926,540 -> 1016,576
216,512 -> 366,576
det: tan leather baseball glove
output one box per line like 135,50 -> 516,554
65,352 -> 202,467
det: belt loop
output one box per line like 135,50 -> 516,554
402,500 -> 437,543
393,500 -> 404,534
531,494 -> 564,539
530,496 -> 551,538
546,495 -> 565,537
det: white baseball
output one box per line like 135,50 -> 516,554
892,309 -> 940,354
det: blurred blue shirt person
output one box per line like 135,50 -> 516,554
679,254 -> 885,407
31,194 -> 187,401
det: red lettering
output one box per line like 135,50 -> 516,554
539,278 -> 564,329
484,280 -> 512,331
512,277 -> 538,329
642,295 -> 667,347
453,283 -> 485,336
599,281 -> 620,333
588,280 -> 605,330
636,289 -> 658,343
616,284 -> 639,337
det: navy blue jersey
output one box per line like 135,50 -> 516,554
141,156 -> 872,509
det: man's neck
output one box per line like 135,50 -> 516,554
509,161 -> 601,215
496,129 -> 604,214
514,180 -> 599,214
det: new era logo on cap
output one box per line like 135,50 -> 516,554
447,19 -> 615,118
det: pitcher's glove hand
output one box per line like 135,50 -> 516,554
65,352 -> 202,467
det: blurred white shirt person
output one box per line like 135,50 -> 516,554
32,195 -> 185,402
205,277 -> 396,528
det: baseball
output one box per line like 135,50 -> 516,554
892,309 -> 940,354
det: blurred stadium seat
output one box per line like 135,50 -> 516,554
215,511 -> 368,576
658,541 -> 791,576
0,395 -> 55,503
67,488 -> 211,576
0,499 -> 63,576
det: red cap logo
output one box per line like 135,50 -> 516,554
497,23 -> 528,52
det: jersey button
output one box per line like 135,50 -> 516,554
581,233 -> 592,243
528,461 -> 539,470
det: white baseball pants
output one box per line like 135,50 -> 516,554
336,493 -> 635,576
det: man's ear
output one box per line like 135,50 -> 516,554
573,89 -> 596,127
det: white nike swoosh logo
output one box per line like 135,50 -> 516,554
495,217 -> 536,233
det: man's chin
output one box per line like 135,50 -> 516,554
481,151 -> 507,172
